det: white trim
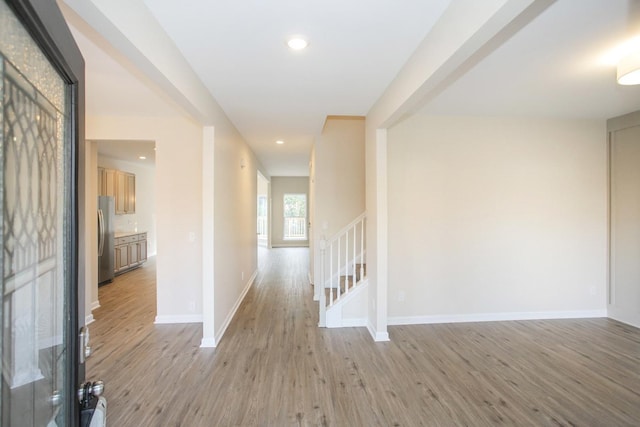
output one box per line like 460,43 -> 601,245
85,314 -> 95,325
341,318 -> 367,327
214,269 -> 257,344
271,242 -> 309,248
200,337 -> 217,348
86,300 -> 100,325
607,311 -> 640,329
154,314 -> 203,324
388,310 -> 608,326
367,321 -> 390,342
325,212 -> 367,244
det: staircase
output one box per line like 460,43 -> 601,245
316,213 -> 368,327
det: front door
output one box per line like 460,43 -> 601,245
1,0 -> 84,425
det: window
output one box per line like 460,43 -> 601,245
283,193 -> 307,240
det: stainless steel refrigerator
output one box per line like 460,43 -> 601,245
98,196 -> 115,285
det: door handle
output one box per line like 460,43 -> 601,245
97,210 -> 104,256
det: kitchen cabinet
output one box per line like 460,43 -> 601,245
114,232 -> 147,275
98,167 -> 116,198
98,167 -> 135,215
114,170 -> 135,215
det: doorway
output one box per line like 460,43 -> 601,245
257,172 -> 270,268
608,113 -> 640,328
91,139 -> 157,318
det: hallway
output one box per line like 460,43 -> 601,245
88,248 -> 640,426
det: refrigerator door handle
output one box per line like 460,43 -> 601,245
98,209 -> 104,257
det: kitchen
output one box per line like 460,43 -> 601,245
96,140 -> 157,287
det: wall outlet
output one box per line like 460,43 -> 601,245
188,301 -> 196,312
241,271 -> 244,281
398,291 -> 406,302
589,286 -> 596,296
188,232 -> 196,242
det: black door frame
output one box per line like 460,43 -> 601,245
5,1 -> 85,425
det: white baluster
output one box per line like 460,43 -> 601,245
344,230 -> 349,295
360,218 -> 365,280
337,236 -> 341,299
329,244 -> 334,306
352,224 -> 356,286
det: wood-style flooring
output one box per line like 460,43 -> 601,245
87,249 -> 640,426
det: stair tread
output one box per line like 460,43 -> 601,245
323,264 -> 367,307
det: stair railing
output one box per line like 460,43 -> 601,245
318,212 -> 366,327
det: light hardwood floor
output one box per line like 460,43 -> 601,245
88,249 -> 640,426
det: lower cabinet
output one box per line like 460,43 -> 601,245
114,232 -> 147,275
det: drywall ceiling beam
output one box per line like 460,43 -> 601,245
61,0 -> 228,126
369,0 -> 556,129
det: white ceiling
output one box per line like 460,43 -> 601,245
420,0 -> 640,119
64,0 -> 640,175
141,0 -> 451,175
65,16 -> 172,166
97,140 -> 156,165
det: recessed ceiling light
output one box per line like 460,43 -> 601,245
287,37 -> 308,51
276,140 -> 285,145
139,156 -> 146,160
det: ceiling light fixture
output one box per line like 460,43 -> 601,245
276,140 -> 285,145
287,37 -> 308,51
617,51 -> 640,85
139,156 -> 147,160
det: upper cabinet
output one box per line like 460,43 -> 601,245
100,168 -> 116,197
99,167 -> 136,214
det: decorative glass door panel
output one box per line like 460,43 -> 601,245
1,1 -> 72,425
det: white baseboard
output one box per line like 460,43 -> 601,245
271,243 -> 309,248
91,300 -> 100,311
200,337 -> 217,348
85,314 -> 95,325
388,309 -> 608,326
214,269 -> 258,344
154,314 -> 203,324
341,318 -> 367,327
367,321 -> 390,342
606,309 -> 640,329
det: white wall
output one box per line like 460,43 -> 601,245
271,177 -> 310,248
364,0 -> 542,341
312,117 -> 366,285
387,115 -> 608,323
97,155 -> 157,256
213,129 -> 260,342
